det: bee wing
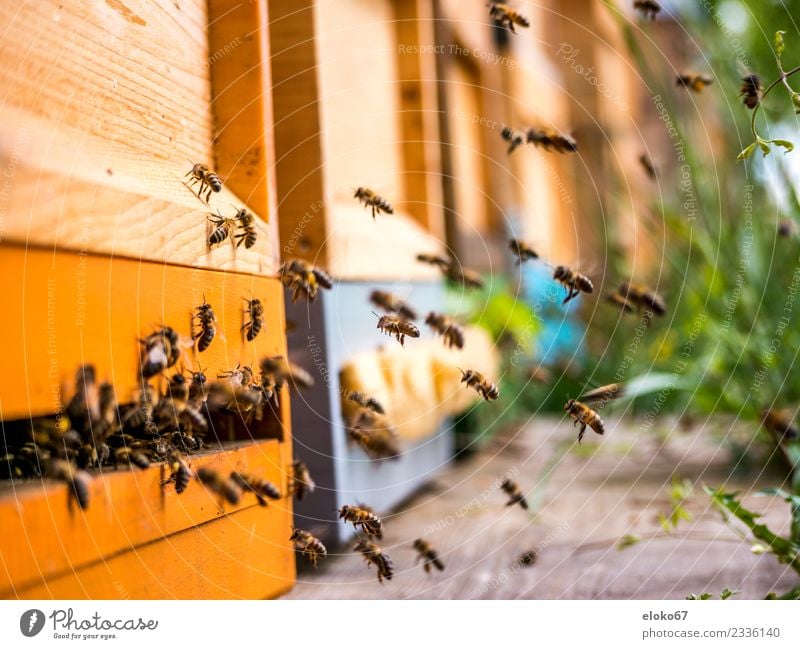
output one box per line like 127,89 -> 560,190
579,383 -> 625,404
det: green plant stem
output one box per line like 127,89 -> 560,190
750,65 -> 800,140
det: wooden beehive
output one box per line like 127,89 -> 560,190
0,0 -> 295,599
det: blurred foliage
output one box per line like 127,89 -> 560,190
658,476 -> 694,531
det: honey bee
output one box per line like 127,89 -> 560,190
445,262 -> 485,290
740,73 -> 762,109
186,366 -> 209,406
259,355 -> 315,395
527,128 -> 578,153
348,425 -> 401,461
639,153 -> 657,180
501,477 -> 529,510
415,253 -> 450,270
155,374 -> 208,437
289,527 -> 327,567
369,290 -> 418,321
122,383 -> 158,435
487,2 -> 529,33
779,219 -> 796,238
355,503 -> 383,539
354,187 -> 394,219
185,163 -> 222,203
459,369 -> 500,401
279,259 -> 334,303
339,504 -> 383,537
217,364 -> 255,388
375,313 -> 420,346
139,326 -> 181,378
347,391 -> 385,415
425,312 -> 464,349
525,365 -> 552,384
501,126 -> 525,154
66,364 -> 99,435
509,238 -> 539,264
606,290 -> 635,314
564,399 -> 605,444
553,266 -> 594,304
761,409 -> 799,442
233,209 -> 257,248
354,539 -> 394,583
413,538 -> 445,573
618,281 -> 666,316
50,459 -> 91,510
196,466 -> 241,506
231,471 -> 281,506
676,73 -> 713,93
95,380 -> 120,441
290,458 -> 315,501
166,450 -> 193,494
243,297 -> 265,341
518,549 -> 537,566
112,446 -> 150,470
207,212 -> 236,247
633,0 -> 660,19
193,297 -> 217,352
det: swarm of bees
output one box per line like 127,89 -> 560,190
354,187 -> 394,219
676,73 -> 714,93
487,2 -> 529,34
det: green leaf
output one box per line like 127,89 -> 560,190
737,142 -> 757,160
617,534 -> 641,550
758,139 -> 772,157
793,94 -> 800,114
776,30 -> 786,57
686,593 -> 712,600
720,588 -> 739,600
770,139 -> 795,154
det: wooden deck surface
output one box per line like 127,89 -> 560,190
283,417 -> 799,599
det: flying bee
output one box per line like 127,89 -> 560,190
185,163 -> 222,203
232,208 -> 257,248
193,297 -> 217,352
217,364 -> 255,388
761,409 -> 799,442
231,471 -> 281,506
527,127 -> 578,153
196,466 -> 241,506
260,355 -> 315,394
339,504 -> 383,537
445,262 -> 485,289
375,313 -> 420,347
348,391 -> 385,415
579,383 -> 625,406
606,290 -> 635,314
553,266 -> 593,304
354,187 -> 394,219
369,290 -> 417,321
290,458 -> 315,501
739,73 -> 762,109
413,538 -> 445,573
676,73 -> 713,93
487,2 -> 530,33
112,446 -> 150,470
501,477 -> 529,510
618,281 -> 666,316
526,365 -> 552,385
279,259 -> 334,303
243,297 -> 265,341
166,450 -> 193,493
290,527 -> 327,567
348,424 -> 401,461
139,326 -> 181,378
779,219 -> 796,238
50,459 -> 91,510
425,312 -> 464,349
509,238 -> 539,264
354,539 -> 394,583
639,153 -> 657,180
518,549 -> 537,566
459,369 -> 500,401
501,126 -> 525,154
415,253 -> 450,270
207,212 -> 236,247
633,0 -> 660,19
564,399 -> 605,444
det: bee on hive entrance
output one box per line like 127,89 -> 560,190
193,297 -> 216,352
233,208 -> 257,249
243,297 -> 265,341
185,163 -> 222,204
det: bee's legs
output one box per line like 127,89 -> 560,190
577,423 -> 587,444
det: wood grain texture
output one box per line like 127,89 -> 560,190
0,440 -> 291,598
12,502 -> 296,599
0,0 -> 277,273
0,246 -> 288,420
